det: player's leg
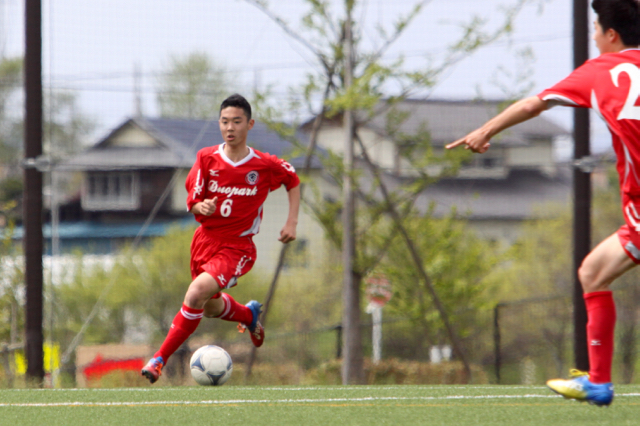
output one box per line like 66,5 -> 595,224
203,292 -> 264,347
142,272 -> 221,383
200,292 -> 265,347
199,244 -> 264,347
547,231 -> 636,405
579,232 -> 636,382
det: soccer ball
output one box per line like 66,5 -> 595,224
189,345 -> 233,386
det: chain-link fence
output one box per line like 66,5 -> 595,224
494,284 -> 640,385
0,1 -> 612,387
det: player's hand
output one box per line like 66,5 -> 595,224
198,197 -> 218,216
446,129 -> 491,153
278,221 -> 297,244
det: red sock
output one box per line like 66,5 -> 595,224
584,291 -> 616,383
154,304 -> 203,363
214,293 -> 253,325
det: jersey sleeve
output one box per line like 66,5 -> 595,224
537,60 -> 596,108
268,155 -> 300,192
185,150 -> 207,212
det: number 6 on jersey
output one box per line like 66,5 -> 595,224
220,199 -> 233,217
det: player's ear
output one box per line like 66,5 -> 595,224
248,119 -> 255,130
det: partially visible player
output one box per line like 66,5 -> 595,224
141,94 -> 300,383
446,0 -> 640,407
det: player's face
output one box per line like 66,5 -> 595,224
219,107 -> 254,148
593,19 -> 615,54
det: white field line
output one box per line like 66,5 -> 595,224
1,393 -> 640,407
4,385 -> 551,392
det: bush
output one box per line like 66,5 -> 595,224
305,358 -> 488,385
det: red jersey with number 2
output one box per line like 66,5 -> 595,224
538,49 -> 640,196
185,144 -> 300,238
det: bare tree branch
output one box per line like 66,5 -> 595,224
244,0 -> 332,72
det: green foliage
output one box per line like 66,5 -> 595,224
114,225 -> 196,339
0,56 -> 94,227
381,211 -> 500,343
54,254 -> 128,345
52,226 -> 195,348
0,223 -> 23,345
156,52 -> 237,119
492,166 -> 634,302
246,2 -> 532,373
304,359 -> 488,385
491,204 -> 572,301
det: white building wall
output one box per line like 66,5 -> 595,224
251,170 -> 330,272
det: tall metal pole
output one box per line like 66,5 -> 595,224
572,0 -> 590,372
341,3 -> 364,385
24,0 -> 45,383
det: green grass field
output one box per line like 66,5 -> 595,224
1,384 -> 639,426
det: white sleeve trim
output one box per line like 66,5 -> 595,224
541,94 -> 580,108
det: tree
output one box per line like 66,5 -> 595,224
382,211 -> 499,346
247,0 -> 534,383
156,52 -> 237,119
0,56 -> 94,226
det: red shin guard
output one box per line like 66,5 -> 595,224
584,291 -> 616,384
155,304 -> 203,363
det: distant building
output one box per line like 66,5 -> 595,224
21,98 -> 571,269
48,117 -> 326,270
301,99 -> 572,242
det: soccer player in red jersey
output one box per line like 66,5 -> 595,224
142,94 -> 300,383
447,0 -> 640,406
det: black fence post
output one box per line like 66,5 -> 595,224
335,325 -> 342,359
494,304 -> 502,384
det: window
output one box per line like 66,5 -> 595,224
83,172 -> 140,211
463,154 -> 503,169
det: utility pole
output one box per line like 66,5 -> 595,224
24,0 -> 45,384
341,3 -> 364,385
572,0 -> 590,372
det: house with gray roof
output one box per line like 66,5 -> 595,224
47,116 -> 325,262
303,98 -> 572,242
42,98 -> 570,260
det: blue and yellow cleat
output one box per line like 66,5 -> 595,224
547,370 -> 614,406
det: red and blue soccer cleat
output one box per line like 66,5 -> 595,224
547,369 -> 614,406
237,300 -> 264,347
141,356 -> 164,384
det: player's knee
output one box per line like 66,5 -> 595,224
577,263 -> 597,292
578,262 -> 611,293
184,281 -> 211,309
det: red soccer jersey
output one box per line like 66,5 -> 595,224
185,144 -> 300,238
538,49 -> 640,196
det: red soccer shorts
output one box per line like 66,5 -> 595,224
618,195 -> 640,264
190,226 -> 257,289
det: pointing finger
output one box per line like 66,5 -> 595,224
446,138 -> 467,150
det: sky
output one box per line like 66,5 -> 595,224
1,0 -> 610,156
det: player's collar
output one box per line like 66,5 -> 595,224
217,143 -> 261,167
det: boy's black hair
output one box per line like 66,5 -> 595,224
219,93 -> 252,120
592,0 -> 640,46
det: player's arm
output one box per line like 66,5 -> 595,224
190,197 -> 218,216
446,96 -> 549,153
279,184 -> 300,244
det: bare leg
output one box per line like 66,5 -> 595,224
578,232 -> 636,384
184,272 -> 222,308
578,233 -> 636,293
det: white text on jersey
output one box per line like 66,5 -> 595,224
208,180 -> 258,198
